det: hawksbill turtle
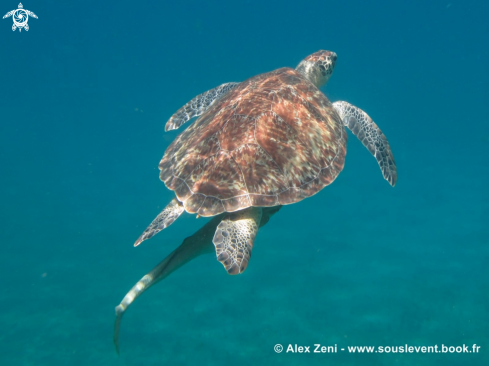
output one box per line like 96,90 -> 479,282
114,50 -> 397,351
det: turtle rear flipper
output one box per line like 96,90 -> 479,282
134,198 -> 185,246
333,101 -> 397,186
114,213 -> 221,354
213,207 -> 262,275
114,206 -> 281,353
165,82 -> 240,131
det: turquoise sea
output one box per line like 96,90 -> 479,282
0,1 -> 487,365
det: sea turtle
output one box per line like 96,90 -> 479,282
2,3 -> 37,32
133,50 -> 396,275
114,50 -> 397,352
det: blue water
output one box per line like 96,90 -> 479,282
1,0 -> 487,365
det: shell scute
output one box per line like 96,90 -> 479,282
191,152 -> 247,200
222,195 -> 251,212
218,114 -> 256,151
270,87 -> 341,171
230,144 -> 288,196
255,111 -> 322,187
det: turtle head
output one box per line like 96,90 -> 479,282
296,50 -> 337,88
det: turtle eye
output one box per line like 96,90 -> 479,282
319,64 -> 327,76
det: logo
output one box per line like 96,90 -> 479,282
3,3 -> 37,32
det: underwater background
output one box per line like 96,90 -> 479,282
0,0 -> 487,365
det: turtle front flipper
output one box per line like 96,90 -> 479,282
333,101 -> 397,186
26,10 -> 38,19
213,207 -> 262,275
165,82 -> 240,131
134,198 -> 185,247
3,10 -> 14,18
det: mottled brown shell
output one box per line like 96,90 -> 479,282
159,68 -> 347,217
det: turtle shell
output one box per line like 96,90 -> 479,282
159,67 -> 347,217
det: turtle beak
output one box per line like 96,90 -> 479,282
327,52 -> 337,64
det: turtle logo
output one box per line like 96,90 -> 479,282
3,3 -> 37,32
